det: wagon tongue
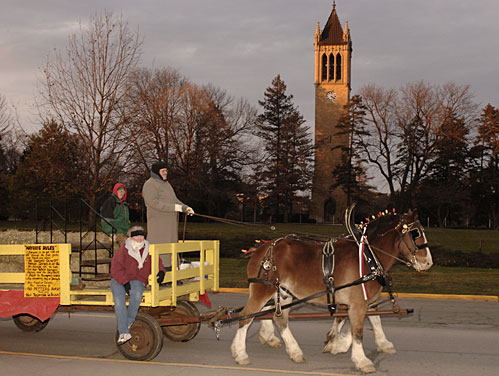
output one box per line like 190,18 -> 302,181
345,203 -> 362,245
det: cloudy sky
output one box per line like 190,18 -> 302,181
1,0 -> 498,133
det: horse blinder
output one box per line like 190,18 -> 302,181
401,221 -> 428,251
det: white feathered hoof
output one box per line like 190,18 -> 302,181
231,343 -> 250,365
377,340 -> 396,354
258,333 -> 282,348
234,355 -> 251,365
323,336 -> 351,354
287,349 -> 306,363
356,359 -> 376,374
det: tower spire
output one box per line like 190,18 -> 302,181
343,20 -> 350,42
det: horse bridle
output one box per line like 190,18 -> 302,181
396,219 -> 429,266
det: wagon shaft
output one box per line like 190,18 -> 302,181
153,307 -> 413,328
253,308 -> 413,321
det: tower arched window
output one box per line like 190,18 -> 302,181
328,53 -> 334,81
336,53 -> 342,80
321,54 -> 328,82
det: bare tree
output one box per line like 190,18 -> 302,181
359,80 -> 476,208
358,84 -> 399,195
0,94 -> 11,138
126,67 -> 258,216
39,11 -> 142,219
126,67 -> 189,172
0,94 -> 22,173
0,93 -> 23,218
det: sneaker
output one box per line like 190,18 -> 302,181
117,333 -> 132,345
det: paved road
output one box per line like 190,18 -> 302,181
0,293 -> 498,375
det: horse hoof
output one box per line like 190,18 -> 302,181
235,356 -> 251,365
258,333 -> 282,348
358,362 -> 376,374
291,354 -> 306,363
379,346 -> 396,354
378,342 -> 396,354
323,342 -> 349,354
288,351 -> 306,363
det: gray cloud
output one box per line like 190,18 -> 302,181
1,0 -> 498,131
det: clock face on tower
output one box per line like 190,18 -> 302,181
325,90 -> 336,102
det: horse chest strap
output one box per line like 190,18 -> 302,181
322,239 -> 336,282
256,238 -> 282,281
247,278 -> 277,287
321,239 -> 337,314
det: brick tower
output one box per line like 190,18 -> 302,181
311,2 -> 352,223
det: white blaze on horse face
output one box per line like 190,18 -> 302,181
414,230 -> 432,271
415,248 -> 433,271
402,226 -> 432,272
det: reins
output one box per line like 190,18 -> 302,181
183,211 -> 415,268
192,213 -> 252,226
365,239 -> 412,267
181,212 -> 257,241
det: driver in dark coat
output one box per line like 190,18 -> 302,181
142,162 -> 194,268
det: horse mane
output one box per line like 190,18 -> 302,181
365,213 -> 401,242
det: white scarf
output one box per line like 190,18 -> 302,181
125,238 -> 149,269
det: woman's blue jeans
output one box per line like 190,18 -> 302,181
110,278 -> 145,335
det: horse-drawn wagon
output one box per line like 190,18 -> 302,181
0,205 -> 432,373
0,240 -> 219,361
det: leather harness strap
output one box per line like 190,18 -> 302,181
248,236 -> 340,316
248,237 -> 284,316
321,239 -> 336,314
245,232 -> 393,319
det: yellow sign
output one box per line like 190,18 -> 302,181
24,244 -> 60,297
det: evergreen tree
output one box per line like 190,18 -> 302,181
10,120 -> 86,218
331,95 -> 371,207
471,104 -> 499,227
418,111 -> 470,226
255,75 -> 313,222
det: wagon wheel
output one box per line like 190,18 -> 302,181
12,314 -> 50,332
116,312 -> 163,361
162,301 -> 201,342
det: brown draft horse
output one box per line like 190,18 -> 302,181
231,209 -> 433,373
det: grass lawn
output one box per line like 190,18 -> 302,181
181,222 -> 499,255
388,265 -> 499,295
219,259 -> 499,296
425,227 -> 498,254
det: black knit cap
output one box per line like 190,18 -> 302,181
151,162 -> 168,176
130,229 -> 145,237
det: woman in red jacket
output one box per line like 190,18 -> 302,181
110,225 -> 166,345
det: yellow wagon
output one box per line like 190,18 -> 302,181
0,240 -> 219,361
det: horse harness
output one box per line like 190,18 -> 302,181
245,232 -> 395,318
212,211 -> 427,333
395,220 -> 429,265
247,237 -> 285,316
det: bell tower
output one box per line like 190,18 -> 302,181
311,2 -> 352,223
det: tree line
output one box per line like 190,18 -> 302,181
0,11 -> 497,228
0,12 -> 313,225
334,83 -> 498,228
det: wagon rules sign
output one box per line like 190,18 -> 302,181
24,244 -> 60,297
